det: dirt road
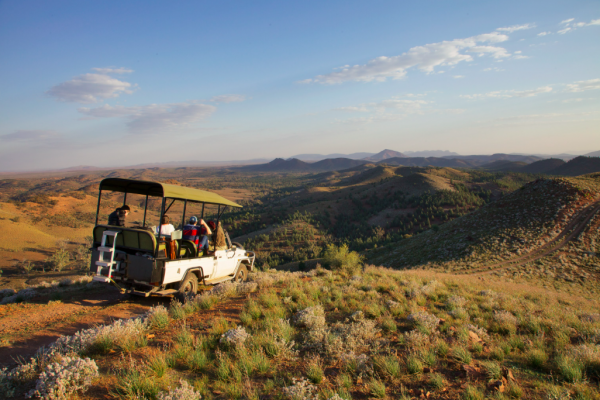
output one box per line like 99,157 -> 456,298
468,198 -> 600,275
0,288 -> 167,366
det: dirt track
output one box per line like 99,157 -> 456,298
0,288 -> 167,366
468,198 -> 600,275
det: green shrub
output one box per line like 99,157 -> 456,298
374,355 -> 402,378
187,349 -> 209,372
462,384 -> 484,400
556,355 -> 584,383
451,346 -> 472,364
526,348 -> 548,370
481,361 -> 502,380
429,373 -> 445,389
306,359 -> 324,384
381,317 -> 397,332
323,244 -> 363,276
369,379 -> 386,398
406,355 -> 423,374
148,352 -> 168,377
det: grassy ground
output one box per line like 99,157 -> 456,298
3,267 -> 599,399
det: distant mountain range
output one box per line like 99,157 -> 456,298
480,156 -> 600,176
242,154 -> 600,176
288,149 -> 458,161
362,149 -> 406,162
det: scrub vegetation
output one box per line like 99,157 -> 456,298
0,163 -> 599,398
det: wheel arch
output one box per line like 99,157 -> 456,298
181,267 -> 205,286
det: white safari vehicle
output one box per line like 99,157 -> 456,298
90,178 -> 255,298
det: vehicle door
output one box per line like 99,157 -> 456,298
213,248 -> 239,278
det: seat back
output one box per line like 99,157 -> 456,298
93,225 -> 157,253
179,240 -> 197,258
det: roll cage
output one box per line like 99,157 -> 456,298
95,178 -> 242,257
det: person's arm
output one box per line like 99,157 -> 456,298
200,219 -> 212,235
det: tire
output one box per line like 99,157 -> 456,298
234,264 -> 248,283
232,242 -> 244,249
176,273 -> 198,302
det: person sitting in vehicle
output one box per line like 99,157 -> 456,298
108,205 -> 130,226
208,220 -> 228,250
156,214 -> 175,237
183,216 -> 212,253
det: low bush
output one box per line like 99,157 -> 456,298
28,356 -> 98,400
323,244 -> 363,276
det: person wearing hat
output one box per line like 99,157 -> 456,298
108,205 -> 130,226
182,216 -> 212,254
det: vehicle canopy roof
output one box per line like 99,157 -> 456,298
99,178 -> 242,208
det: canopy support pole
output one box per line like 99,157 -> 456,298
156,197 -> 166,258
95,189 -> 102,226
181,200 -> 187,230
143,195 -> 148,228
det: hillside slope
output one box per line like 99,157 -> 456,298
520,158 -> 565,174
548,156 -> 600,176
369,175 -> 600,278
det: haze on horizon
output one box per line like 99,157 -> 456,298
1,0 -> 599,172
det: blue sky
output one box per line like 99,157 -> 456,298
0,0 -> 599,171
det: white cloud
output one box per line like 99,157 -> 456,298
462,86 -> 553,99
562,98 -> 584,103
496,23 -> 535,33
335,106 -> 370,112
453,75 -> 465,79
302,31 -> 511,84
1,130 -> 59,142
47,69 -> 135,103
537,31 -> 551,36
557,18 -> 600,34
483,67 -> 505,72
79,102 -> 217,133
334,96 -> 438,124
91,67 -> 134,74
210,94 -> 246,103
565,78 -> 600,92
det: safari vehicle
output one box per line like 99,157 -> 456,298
90,178 -> 255,298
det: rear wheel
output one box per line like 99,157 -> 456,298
234,264 -> 248,282
176,273 -> 198,301
232,242 -> 244,249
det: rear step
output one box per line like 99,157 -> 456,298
94,230 -> 120,280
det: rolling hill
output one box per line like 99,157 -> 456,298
519,158 -> 566,174
442,153 -> 542,165
241,157 -> 369,172
362,149 -> 405,162
368,173 -> 600,294
379,157 -> 477,168
480,160 -> 527,172
547,156 -> 600,176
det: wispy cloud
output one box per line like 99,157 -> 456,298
1,130 -> 60,142
462,86 -> 553,99
537,31 -> 551,36
301,31 -> 512,84
332,96 -> 465,124
453,75 -> 465,79
47,68 -> 136,103
91,67 -> 134,74
565,78 -> 600,92
210,94 -> 246,103
557,18 -> 600,34
496,23 -> 536,33
79,102 -> 217,133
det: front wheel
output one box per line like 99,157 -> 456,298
234,264 -> 248,282
176,273 -> 198,301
